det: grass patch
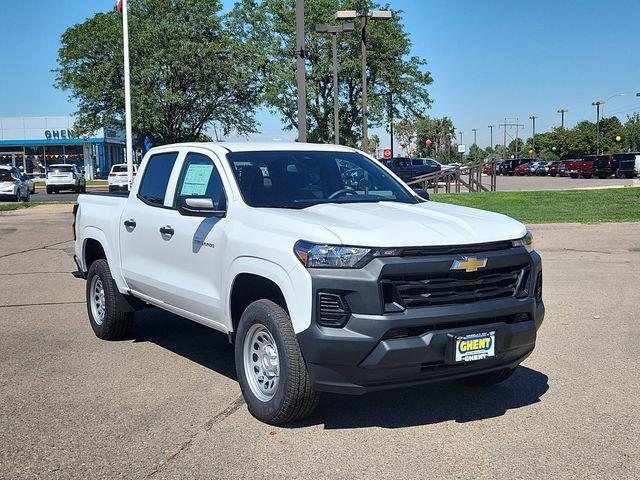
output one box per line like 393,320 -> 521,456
432,187 -> 640,223
0,201 -> 74,212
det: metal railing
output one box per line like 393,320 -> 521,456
406,160 -> 498,194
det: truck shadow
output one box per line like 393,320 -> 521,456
128,309 -> 548,429
130,309 -> 237,381
298,366 -> 549,429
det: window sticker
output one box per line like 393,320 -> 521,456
180,163 -> 213,196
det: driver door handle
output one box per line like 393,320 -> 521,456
159,226 -> 175,236
124,219 -> 136,229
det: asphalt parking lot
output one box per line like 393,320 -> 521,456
1,204 -> 639,479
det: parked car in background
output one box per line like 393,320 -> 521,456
515,163 -> 529,176
46,164 -> 86,194
533,161 -> 550,176
592,154 -> 617,179
613,152 -> 639,178
20,172 -> 35,194
499,158 -> 533,176
566,157 -> 594,179
547,161 -> 566,177
380,157 -> 441,181
108,163 -> 138,191
0,165 -> 30,202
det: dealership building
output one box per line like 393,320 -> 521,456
0,116 -> 125,179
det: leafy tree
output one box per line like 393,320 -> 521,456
393,118 -> 416,151
56,0 -> 262,144
414,116 -> 455,158
227,0 -> 433,148
624,113 -> 640,151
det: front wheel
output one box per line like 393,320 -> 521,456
86,259 -> 133,340
235,300 -> 319,425
458,367 -> 516,386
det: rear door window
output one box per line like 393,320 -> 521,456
138,152 -> 179,206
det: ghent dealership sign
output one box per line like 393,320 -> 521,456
44,129 -> 74,140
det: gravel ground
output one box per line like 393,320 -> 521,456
0,204 -> 638,479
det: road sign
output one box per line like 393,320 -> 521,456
383,148 -> 392,159
457,144 -> 466,153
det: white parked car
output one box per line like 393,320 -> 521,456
0,165 -> 30,202
73,142 -> 544,425
108,163 -> 137,191
46,164 -> 86,194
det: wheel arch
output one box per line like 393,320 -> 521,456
226,257 -> 312,337
80,227 -> 128,292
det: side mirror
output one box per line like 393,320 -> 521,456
413,188 -> 430,200
177,197 -> 226,218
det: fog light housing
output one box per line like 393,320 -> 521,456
317,292 -> 350,327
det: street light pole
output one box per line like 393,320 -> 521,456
529,115 -> 538,158
557,109 -> 567,128
472,128 -> 477,161
295,0 -> 307,143
336,9 -> 392,153
488,125 -> 494,150
315,23 -> 355,145
592,101 -> 604,154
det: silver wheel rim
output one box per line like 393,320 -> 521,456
243,324 -> 280,402
90,275 -> 106,326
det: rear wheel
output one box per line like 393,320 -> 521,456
235,299 -> 319,425
86,259 -> 133,340
458,367 -> 516,386
46,186 -> 52,194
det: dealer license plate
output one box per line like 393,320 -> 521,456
455,332 -> 495,362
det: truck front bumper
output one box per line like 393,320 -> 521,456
297,249 -> 544,395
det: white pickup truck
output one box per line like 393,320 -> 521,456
73,142 -> 544,424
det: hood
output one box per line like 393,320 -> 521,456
261,201 -> 527,247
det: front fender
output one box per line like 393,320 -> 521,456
226,257 -> 312,334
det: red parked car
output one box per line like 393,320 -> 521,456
515,163 -> 528,176
566,156 -> 594,178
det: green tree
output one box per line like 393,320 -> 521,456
624,113 -> 640,151
227,0 -> 433,148
414,116 -> 455,158
56,0 -> 262,144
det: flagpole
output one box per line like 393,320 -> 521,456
121,0 -> 134,190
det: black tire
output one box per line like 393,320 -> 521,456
625,173 -> 635,179
550,173 -> 557,177
582,174 -> 592,179
459,367 -> 516,386
86,259 -> 133,340
235,299 -> 319,425
46,186 -> 52,194
81,184 -> 87,193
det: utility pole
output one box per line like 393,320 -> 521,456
557,109 -> 568,129
295,0 -> 307,142
592,101 -> 604,154
388,92 -> 394,158
315,22 -> 355,145
117,0 -> 134,190
499,118 -> 525,159
488,125 -> 494,150
336,9 -> 392,153
529,115 -> 538,158
471,128 -> 478,161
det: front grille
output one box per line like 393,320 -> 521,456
382,264 -> 528,308
400,241 -> 514,257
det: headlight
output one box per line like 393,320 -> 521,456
294,241 -> 373,268
512,230 -> 534,253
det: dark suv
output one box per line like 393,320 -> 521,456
499,158 -> 533,176
380,157 -> 441,181
612,153 -> 638,179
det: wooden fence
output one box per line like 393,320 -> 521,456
406,160 -> 498,194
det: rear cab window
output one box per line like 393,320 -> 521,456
137,152 -> 179,206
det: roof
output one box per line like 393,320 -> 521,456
155,141 -> 358,154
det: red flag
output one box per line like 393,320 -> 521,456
115,0 -> 123,13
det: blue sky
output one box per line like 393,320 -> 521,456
1,0 -> 640,148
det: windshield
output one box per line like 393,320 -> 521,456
227,150 -> 417,208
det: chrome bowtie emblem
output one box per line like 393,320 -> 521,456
451,256 -> 488,273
